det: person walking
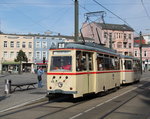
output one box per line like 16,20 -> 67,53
37,67 -> 44,88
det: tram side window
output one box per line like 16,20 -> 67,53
104,57 -> 110,70
124,60 -> 132,69
88,53 -> 93,71
76,51 -> 87,71
97,56 -> 104,71
76,51 -> 93,71
114,58 -> 119,70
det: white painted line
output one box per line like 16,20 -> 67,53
70,113 -> 83,119
70,83 -> 146,119
96,102 -> 104,107
84,107 -> 95,113
0,96 -> 45,113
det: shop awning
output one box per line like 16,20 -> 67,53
2,61 -> 20,65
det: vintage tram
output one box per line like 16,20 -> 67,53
120,55 -> 141,84
47,42 -> 121,98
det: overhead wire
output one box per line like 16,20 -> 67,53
92,0 -> 140,35
141,0 -> 150,20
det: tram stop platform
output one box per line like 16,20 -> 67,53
0,73 -> 47,113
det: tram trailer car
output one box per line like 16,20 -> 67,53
47,42 -> 121,98
120,55 -> 141,84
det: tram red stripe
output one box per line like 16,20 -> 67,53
47,70 -> 135,75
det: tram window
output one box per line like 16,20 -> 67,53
50,56 -> 72,71
76,51 -> 93,71
97,56 -> 104,71
124,60 -> 132,69
104,57 -> 110,70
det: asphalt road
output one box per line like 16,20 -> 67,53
0,72 -> 150,119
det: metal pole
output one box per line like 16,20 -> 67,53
74,0 -> 79,42
139,31 -> 142,74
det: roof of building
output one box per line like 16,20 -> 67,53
95,23 -> 134,31
0,33 -> 94,41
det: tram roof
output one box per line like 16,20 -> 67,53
51,42 -> 119,56
120,55 -> 139,60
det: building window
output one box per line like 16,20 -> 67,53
4,41 -> 7,47
134,51 -> 138,57
10,51 -> 14,58
10,41 -> 14,48
144,51 -> 147,57
42,51 -> 47,59
117,42 -> 122,48
16,41 -> 20,48
42,41 -> 47,48
3,51 -> 8,58
123,43 -> 127,48
129,34 -> 131,39
129,43 -> 132,48
124,33 -> 127,39
28,52 -> 32,58
36,42 -> 41,48
28,42 -> 32,48
104,32 -> 107,38
22,42 -> 26,48
36,51 -> 41,59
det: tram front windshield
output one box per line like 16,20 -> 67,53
50,56 -> 72,71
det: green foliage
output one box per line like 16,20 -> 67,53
15,50 -> 28,62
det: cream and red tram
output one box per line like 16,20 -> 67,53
47,42 -> 120,98
120,55 -> 141,84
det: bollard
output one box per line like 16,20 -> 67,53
5,79 -> 11,94
9,80 -> 12,93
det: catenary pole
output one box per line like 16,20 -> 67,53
74,0 -> 79,42
139,31 -> 143,74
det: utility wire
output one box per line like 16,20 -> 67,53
93,0 -> 140,35
141,0 -> 150,20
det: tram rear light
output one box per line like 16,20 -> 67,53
70,87 -> 73,90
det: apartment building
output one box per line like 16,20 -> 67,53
82,22 -> 134,56
33,36 -> 66,72
134,43 -> 150,70
0,34 -> 34,73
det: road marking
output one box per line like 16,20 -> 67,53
70,83 -> 146,119
70,113 -> 83,119
0,96 -> 46,113
84,107 -> 95,113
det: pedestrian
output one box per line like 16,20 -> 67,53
37,67 -> 44,88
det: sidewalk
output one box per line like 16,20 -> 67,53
0,73 -> 47,112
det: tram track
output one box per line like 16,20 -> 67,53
0,75 -> 149,119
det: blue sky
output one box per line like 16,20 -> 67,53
0,0 -> 150,36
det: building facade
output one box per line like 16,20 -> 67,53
33,36 -> 65,72
134,44 -> 150,70
82,22 -> 134,56
0,34 -> 34,73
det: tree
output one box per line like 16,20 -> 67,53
14,50 -> 28,74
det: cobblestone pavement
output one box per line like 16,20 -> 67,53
0,73 -> 47,112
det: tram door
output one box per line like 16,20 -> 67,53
76,51 -> 94,94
